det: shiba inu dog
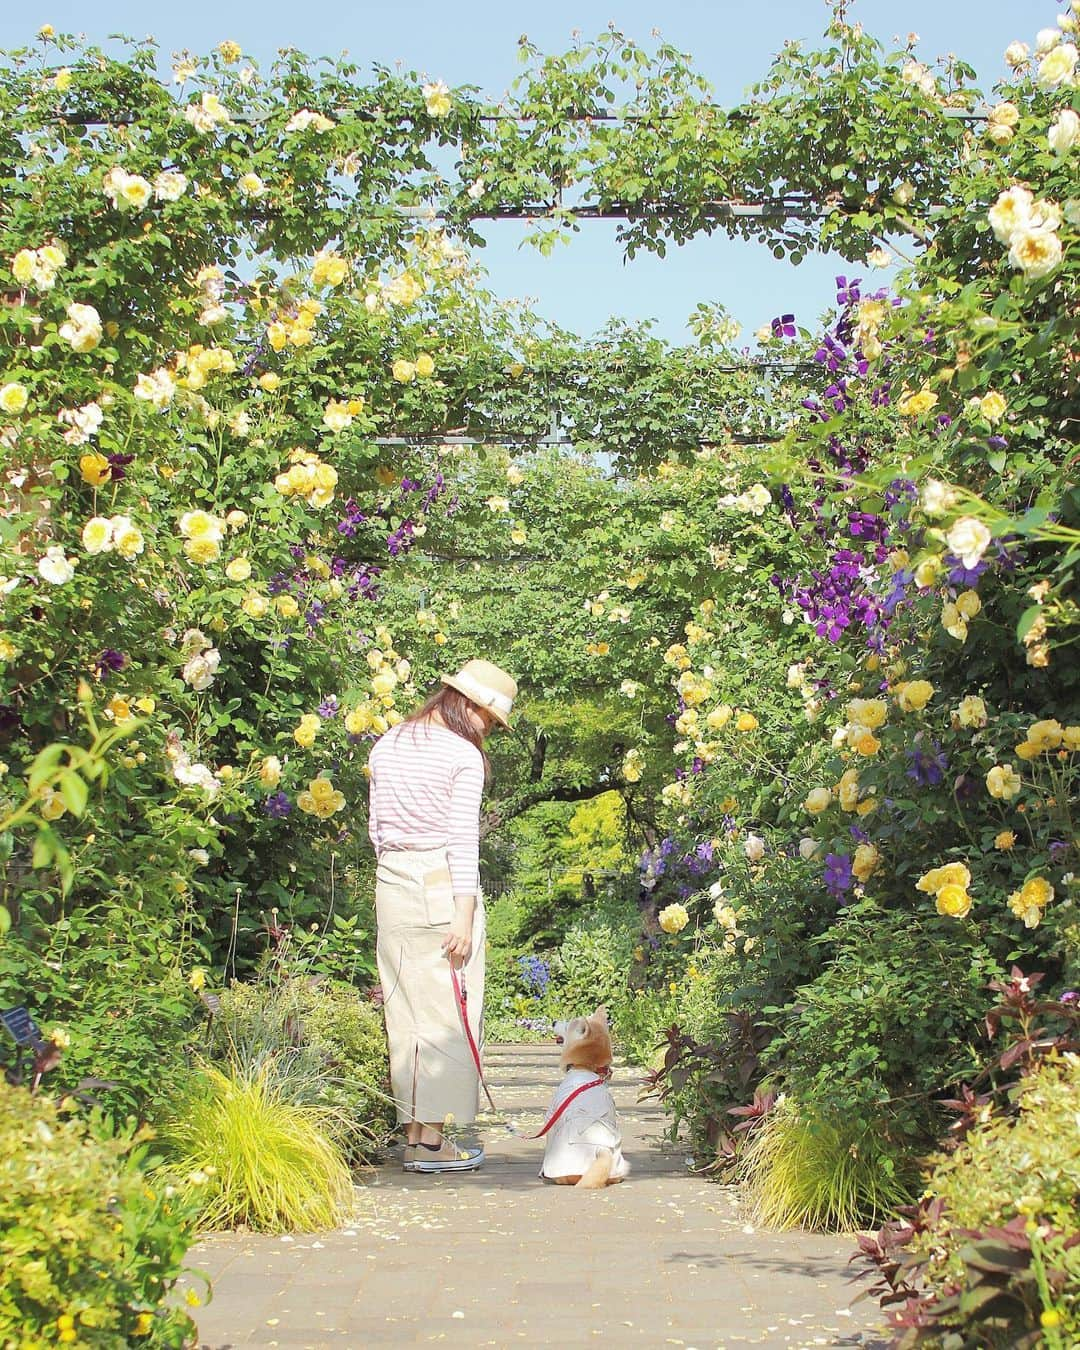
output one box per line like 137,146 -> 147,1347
540,1006 -> 630,1188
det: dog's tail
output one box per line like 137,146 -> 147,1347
575,1148 -> 614,1189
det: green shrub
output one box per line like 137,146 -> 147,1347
763,903 -> 1002,1137
924,1051 -> 1080,1250
204,978 -> 393,1161
0,902 -> 200,1117
0,1083 -> 201,1348
741,1096 -> 915,1233
159,1060 -> 356,1234
858,1055 -> 1080,1346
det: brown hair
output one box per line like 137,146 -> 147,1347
405,685 -> 492,778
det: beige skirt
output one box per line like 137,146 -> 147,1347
375,846 -> 485,1125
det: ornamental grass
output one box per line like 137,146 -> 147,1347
160,1061 -> 355,1234
741,1096 -> 914,1234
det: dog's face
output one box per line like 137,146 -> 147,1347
553,1006 -> 612,1074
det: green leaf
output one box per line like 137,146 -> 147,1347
1016,605 -> 1043,644
57,771 -> 89,818
31,828 -> 54,869
27,744 -> 66,793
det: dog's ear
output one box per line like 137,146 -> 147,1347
593,1005 -> 609,1026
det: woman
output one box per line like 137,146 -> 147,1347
367,658 -> 517,1173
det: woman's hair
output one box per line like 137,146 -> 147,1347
404,685 -> 492,777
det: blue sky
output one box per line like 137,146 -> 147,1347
3,1 -> 1036,343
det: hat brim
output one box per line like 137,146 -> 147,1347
440,674 -> 513,728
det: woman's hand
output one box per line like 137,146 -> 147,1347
441,896 -> 475,968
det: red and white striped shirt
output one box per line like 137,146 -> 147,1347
367,719 -> 484,896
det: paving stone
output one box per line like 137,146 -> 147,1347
192,1046 -> 888,1349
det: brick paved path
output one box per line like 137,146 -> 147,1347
192,1045 -> 887,1349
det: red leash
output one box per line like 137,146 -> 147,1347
526,1076 -> 607,1139
449,961 -> 607,1138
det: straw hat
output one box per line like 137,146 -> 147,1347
441,659 -> 518,728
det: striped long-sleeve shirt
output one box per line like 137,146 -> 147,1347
367,719 -> 485,896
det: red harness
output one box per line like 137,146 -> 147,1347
449,961 -> 608,1139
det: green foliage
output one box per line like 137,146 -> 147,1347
925,1054 -> 1080,1250
0,1084 -> 202,1347
159,1061 -> 356,1234
764,904 -> 1003,1133
205,977 -> 393,1162
741,1096 -> 916,1234
0,901 -> 200,1116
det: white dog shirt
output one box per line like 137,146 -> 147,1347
539,1067 -> 631,1181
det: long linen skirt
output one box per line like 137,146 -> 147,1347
375,846 -> 485,1125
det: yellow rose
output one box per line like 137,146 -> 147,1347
941,602 -> 968,642
82,516 -> 113,554
916,866 -> 947,894
1038,42 -> 1079,87
11,249 -> 36,283
735,712 -> 758,732
895,679 -> 935,713
275,594 -> 299,618
134,696 -> 155,714
371,670 -> 398,697
241,592 -> 269,618
898,387 -> 938,416
179,509 -> 225,541
978,391 -> 1007,423
986,764 -> 1022,800
79,451 -> 112,486
105,695 -> 133,723
258,372 -> 280,392
850,726 -> 881,757
311,251 -> 348,287
913,557 -> 943,588
344,705 -> 373,735
1027,718 -> 1064,752
955,591 -> 982,620
935,884 -> 972,919
40,787 -> 67,821
415,352 -> 435,378
837,768 -> 861,812
955,695 -> 987,729
622,748 -> 644,783
1020,877 -> 1054,909
259,755 -> 282,788
422,80 -> 452,117
0,382 -> 28,414
705,704 -> 732,731
391,358 -> 417,383
184,536 -> 220,564
294,714 -> 320,748
855,797 -> 878,817
1008,892 -> 1043,929
852,843 -> 880,882
845,698 -> 887,730
658,902 -> 689,934
112,519 -> 144,559
994,830 -> 1016,851
805,787 -> 833,814
225,557 -> 252,582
